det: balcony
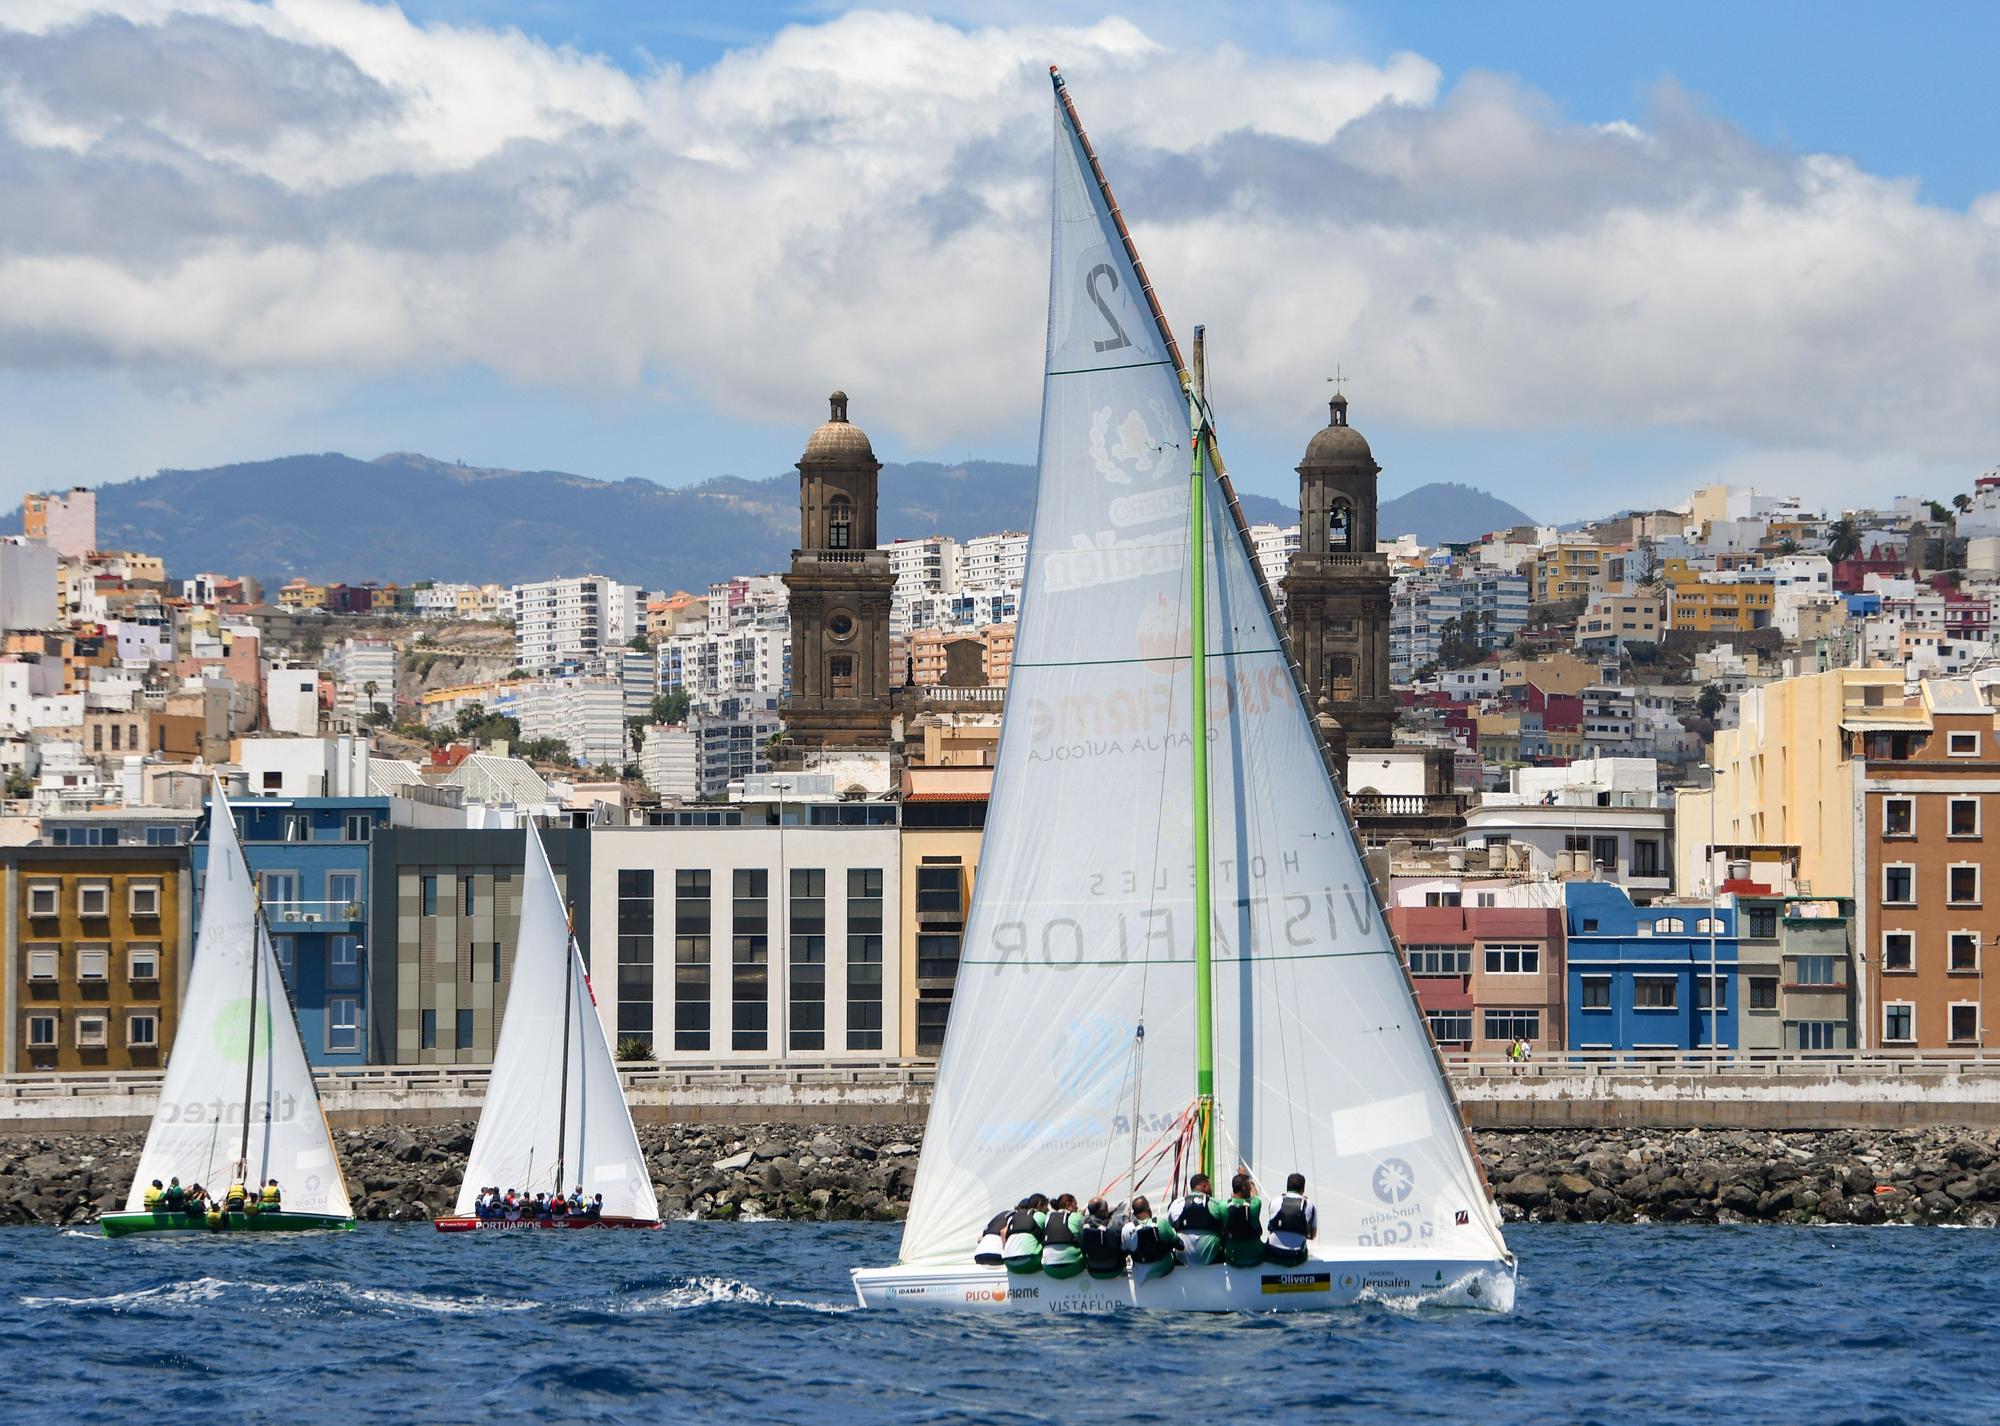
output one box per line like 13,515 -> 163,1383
1351,793 -> 1467,820
264,899 -> 364,928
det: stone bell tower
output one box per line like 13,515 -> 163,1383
781,391 -> 896,750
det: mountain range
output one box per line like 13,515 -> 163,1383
0,454 -> 1531,592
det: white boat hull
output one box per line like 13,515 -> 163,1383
852,1250 -> 1515,1315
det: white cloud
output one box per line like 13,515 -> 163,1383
0,0 -> 1997,486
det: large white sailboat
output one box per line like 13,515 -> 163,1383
852,71 -> 1515,1313
103,785 -> 356,1236
434,826 -> 660,1231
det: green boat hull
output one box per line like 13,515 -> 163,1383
99,1210 -> 356,1238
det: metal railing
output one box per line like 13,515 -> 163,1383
264,900 -> 364,926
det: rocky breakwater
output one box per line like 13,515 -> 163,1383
1481,1127 -> 2000,1226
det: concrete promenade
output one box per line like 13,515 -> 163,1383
4,1052 -> 1998,1134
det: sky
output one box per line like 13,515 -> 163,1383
1,1 -> 1997,521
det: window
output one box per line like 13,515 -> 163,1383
1695,917 -> 1725,935
27,1015 -> 56,1048
1483,1009 -> 1540,1042
847,868 -> 885,1050
1328,498 -> 1353,553
1425,1010 -> 1472,1044
1883,798 -> 1914,837
328,873 -> 359,914
1949,1003 -> 1981,1044
128,1013 -> 158,1048
272,936 -> 295,979
731,869 -> 769,1051
1593,836 -> 1619,873
1882,864 -> 1914,905
284,812 -> 310,842
129,881 -> 161,918
463,876 -> 476,917
1792,1020 -> 1840,1051
75,1013 -> 108,1049
420,875 -> 438,917
917,933 -> 960,981
327,998 -> 360,1053
1482,944 -> 1541,974
1424,891 -> 1462,908
1579,975 -> 1612,1009
77,883 -> 110,918
1949,864 -> 1980,906
27,946 -> 57,980
77,946 -> 108,981
329,936 -> 360,988
828,497 -> 853,549
1634,976 -> 1678,1009
915,995 -> 952,1055
344,812 -> 372,842
1696,976 -> 1727,1011
1881,933 -> 1914,972
420,1009 -> 437,1049
1632,839 -> 1662,877
618,869 -> 656,1047
1653,916 -> 1686,934
1407,945 -> 1471,976
128,945 -> 159,982
1883,1003 -> 1914,1043
1949,730 -> 1979,757
1749,976 -> 1778,1011
790,868 -> 827,1052
674,869 -> 711,1052
915,864 -> 962,916
1747,907 -> 1779,939
457,1009 -> 475,1050
1949,798 -> 1981,838
1950,931 -> 1980,973
145,825 -> 181,846
262,872 -> 298,914
828,654 -> 856,698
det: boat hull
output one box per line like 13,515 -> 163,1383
432,1215 -> 661,1232
852,1251 -> 1515,1314
100,1210 -> 356,1238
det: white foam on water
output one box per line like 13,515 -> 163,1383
23,1276 -> 539,1316
24,1275 -> 233,1309
621,1275 -> 852,1315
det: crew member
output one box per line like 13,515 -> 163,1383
974,1205 -> 1015,1266
224,1180 -> 249,1212
163,1178 -> 187,1212
1078,1197 -> 1128,1280
144,1179 -> 164,1210
1001,1193 -> 1048,1275
1122,1196 -> 1180,1281
1168,1173 -> 1224,1265
1263,1172 -> 1318,1267
1222,1171 -> 1264,1268
260,1179 -> 282,1210
1039,1193 -> 1086,1280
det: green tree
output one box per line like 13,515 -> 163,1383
1826,518 -> 1863,564
1697,683 -> 1726,722
628,632 -> 651,652
616,1036 -> 655,1063
519,736 -> 573,765
651,689 -> 690,725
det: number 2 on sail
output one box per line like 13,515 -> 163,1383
1086,263 -> 1132,352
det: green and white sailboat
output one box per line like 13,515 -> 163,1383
101,785 -> 355,1236
852,70 -> 1514,1313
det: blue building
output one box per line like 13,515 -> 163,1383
194,796 -> 388,1066
1564,882 -> 1738,1052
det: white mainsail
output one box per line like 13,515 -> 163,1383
454,828 -> 658,1220
896,86 -> 1507,1271
125,789 -> 352,1217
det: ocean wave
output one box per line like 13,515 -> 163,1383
620,1275 -> 852,1315
22,1276 -> 539,1316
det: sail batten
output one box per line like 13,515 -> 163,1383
895,77 -> 1507,1271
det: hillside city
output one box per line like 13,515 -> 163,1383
4,391 -> 1996,1076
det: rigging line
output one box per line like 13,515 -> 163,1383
1047,359 -> 1177,376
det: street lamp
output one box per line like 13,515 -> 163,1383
1699,761 -> 1720,1060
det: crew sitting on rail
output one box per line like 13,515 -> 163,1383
1221,1171 -> 1265,1268
1167,1173 -> 1224,1265
224,1181 -> 250,1212
582,1193 -> 604,1220
1079,1197 -> 1128,1280
144,1179 -> 164,1209
1040,1193 -> 1087,1279
1001,1193 -> 1048,1274
1121,1196 -> 1179,1280
550,1192 -> 570,1219
1263,1172 -> 1318,1267
260,1179 -> 282,1210
974,1204 -> 1016,1265
185,1183 -> 209,1216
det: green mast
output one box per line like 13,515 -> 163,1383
1187,327 -> 1216,1187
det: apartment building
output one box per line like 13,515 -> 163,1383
1531,539 -> 1614,606
1565,883 -> 1739,1051
960,532 -> 1028,590
21,487 -> 97,561
516,676 -> 628,767
5,846 -> 190,1072
1733,893 -> 1857,1051
1669,572 -> 1777,633
1390,901 -> 1565,1055
1576,591 -> 1664,653
512,574 -> 642,674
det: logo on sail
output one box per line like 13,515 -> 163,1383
211,996 -> 274,1064
1373,1159 -> 1416,1205
1088,401 -> 1177,486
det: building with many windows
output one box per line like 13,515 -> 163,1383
5,845 -> 190,1072
1390,900 -> 1565,1056
1732,892 -> 1857,1051
512,574 -> 643,674
1564,883 -> 1738,1051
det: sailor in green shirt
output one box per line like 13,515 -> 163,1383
1221,1171 -> 1265,1268
1121,1195 -> 1181,1282
1167,1173 -> 1224,1265
1038,1192 -> 1086,1279
1002,1194 -> 1048,1274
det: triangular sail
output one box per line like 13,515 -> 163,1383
454,828 -> 658,1220
897,79 -> 1506,1268
125,790 -> 352,1217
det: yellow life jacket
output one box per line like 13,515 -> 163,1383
260,1184 -> 281,1206
144,1186 -> 162,1207
225,1182 -> 248,1209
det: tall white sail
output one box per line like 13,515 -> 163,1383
126,791 -> 352,1217
454,828 -> 658,1220
897,87 -> 1506,1270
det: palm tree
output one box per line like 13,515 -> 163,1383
1826,517 -> 1863,565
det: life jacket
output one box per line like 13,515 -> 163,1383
1127,1221 -> 1169,1264
984,1210 -> 1011,1238
1004,1207 -> 1043,1245
1079,1218 -> 1126,1274
1041,1211 -> 1080,1250
1223,1199 -> 1261,1242
225,1183 -> 248,1210
1268,1193 -> 1311,1238
260,1184 -> 281,1207
163,1185 -> 186,1209
144,1186 -> 162,1208
1173,1192 -> 1221,1236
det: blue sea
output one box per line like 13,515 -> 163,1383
4,1222 -> 1995,1425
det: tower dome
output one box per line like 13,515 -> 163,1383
1300,390 -> 1375,468
802,390 -> 878,464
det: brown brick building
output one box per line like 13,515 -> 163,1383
5,846 -> 192,1073
1390,902 -> 1566,1055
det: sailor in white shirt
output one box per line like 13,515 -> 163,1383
1263,1172 -> 1318,1267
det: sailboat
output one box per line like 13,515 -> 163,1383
434,827 -> 660,1231
101,785 -> 356,1236
851,71 -> 1515,1313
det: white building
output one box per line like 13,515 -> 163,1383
512,575 -> 644,674
960,532 -> 1028,590
264,662 -> 320,737
1245,523 -> 1299,595
1463,756 -> 1674,900
637,724 -> 698,800
239,734 -> 373,798
0,539 -> 58,632
326,638 -> 397,720
517,676 -> 628,768
658,621 -> 789,712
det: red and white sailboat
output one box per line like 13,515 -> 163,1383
435,827 -> 660,1231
